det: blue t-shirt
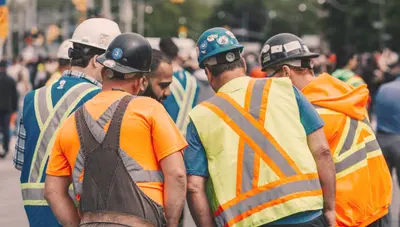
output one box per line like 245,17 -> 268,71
184,86 -> 324,224
375,76 -> 400,134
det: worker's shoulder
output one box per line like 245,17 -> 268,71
128,96 -> 165,112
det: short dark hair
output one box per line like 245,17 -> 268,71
159,37 -> 179,59
206,58 -> 245,77
148,49 -> 171,77
70,43 -> 104,68
58,58 -> 70,67
336,50 -> 357,69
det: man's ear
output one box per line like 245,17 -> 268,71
139,76 -> 148,92
241,57 -> 247,73
205,67 -> 212,82
91,55 -> 101,68
282,65 -> 291,77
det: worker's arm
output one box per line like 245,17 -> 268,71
184,121 -> 216,227
45,126 -> 78,226
187,176 -> 215,227
294,87 -> 336,226
13,113 -> 26,170
307,128 -> 336,226
44,175 -> 79,227
160,152 -> 187,227
151,102 -> 188,227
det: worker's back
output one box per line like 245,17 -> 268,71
20,70 -> 100,227
189,76 -> 323,227
47,90 -> 186,226
302,73 -> 392,227
163,68 -> 199,137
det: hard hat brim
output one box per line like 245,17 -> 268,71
97,54 -> 151,74
70,39 -> 107,51
199,44 -> 244,68
261,52 -> 319,71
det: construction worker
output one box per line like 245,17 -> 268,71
13,18 -> 121,227
159,37 -> 200,137
141,49 -> 173,102
45,40 -> 73,86
45,33 -> 188,227
332,51 -> 365,87
260,33 -> 392,227
185,27 -> 336,227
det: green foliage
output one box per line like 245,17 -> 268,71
144,0 -> 211,39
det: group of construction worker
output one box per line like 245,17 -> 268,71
12,17 -> 393,227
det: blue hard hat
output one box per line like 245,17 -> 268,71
197,27 -> 244,68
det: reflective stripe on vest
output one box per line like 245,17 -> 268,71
314,106 -> 381,178
201,79 -> 322,226
21,183 -> 76,206
29,83 -> 98,183
22,83 -> 98,205
72,99 -> 164,196
169,72 -> 197,136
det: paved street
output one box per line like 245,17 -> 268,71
0,137 -> 398,227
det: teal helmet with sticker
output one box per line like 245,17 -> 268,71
197,27 -> 244,68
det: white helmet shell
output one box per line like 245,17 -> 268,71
56,40 -> 73,59
70,18 -> 121,50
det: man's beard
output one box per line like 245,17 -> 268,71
141,83 -> 164,103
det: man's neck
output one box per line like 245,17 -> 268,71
214,68 -> 246,91
343,65 -> 353,71
102,81 -> 135,95
171,60 -> 182,72
70,66 -> 96,81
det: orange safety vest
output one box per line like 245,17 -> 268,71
302,73 -> 392,227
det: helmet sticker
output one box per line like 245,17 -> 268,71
217,35 -> 229,45
226,52 -> 235,62
103,59 -> 116,68
112,48 -> 123,60
225,30 -> 236,39
283,41 -> 301,53
261,44 -> 270,54
200,40 -> 208,50
207,34 -> 218,42
303,45 -> 310,53
262,54 -> 271,64
271,45 -> 283,54
98,34 -> 110,48
201,49 -> 206,54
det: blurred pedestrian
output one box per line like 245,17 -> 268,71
7,56 -> 30,83
159,37 -> 199,137
332,51 -> 365,87
375,58 -> 400,224
46,40 -> 72,86
0,60 -> 18,158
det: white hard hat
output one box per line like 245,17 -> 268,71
56,40 -> 73,59
70,18 -> 121,50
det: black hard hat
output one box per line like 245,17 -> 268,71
260,33 -> 319,71
97,33 -> 152,74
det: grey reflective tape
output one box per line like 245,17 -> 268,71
176,74 -> 196,132
207,96 -> 297,177
242,143 -> 255,193
22,187 -> 76,202
339,119 -> 358,155
249,79 -> 266,120
312,105 -> 323,110
29,83 -> 97,183
72,151 -> 85,195
335,147 -> 367,173
365,139 -> 380,153
97,100 -> 120,128
21,188 -> 45,201
37,87 -> 51,124
82,107 -> 106,143
119,148 -> 164,182
170,79 -> 184,102
214,178 -> 321,226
